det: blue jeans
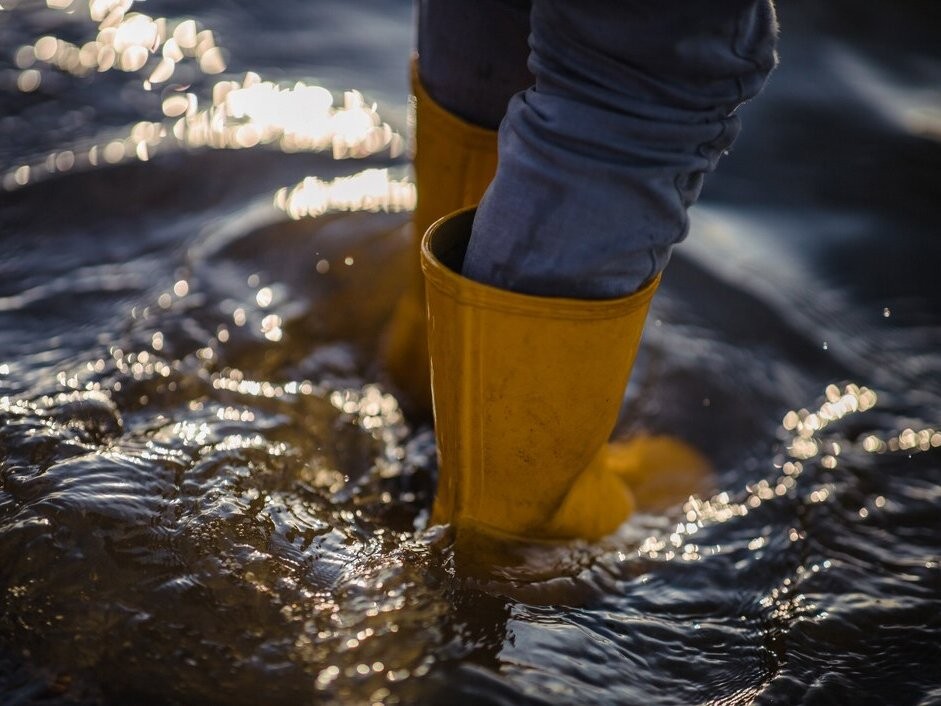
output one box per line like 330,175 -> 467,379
418,0 -> 778,298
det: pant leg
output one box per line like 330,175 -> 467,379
417,0 -> 532,131
463,0 -> 779,298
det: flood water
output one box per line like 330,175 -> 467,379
1,0 -> 940,704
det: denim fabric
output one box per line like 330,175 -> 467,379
417,0 -> 532,131
419,0 -> 778,298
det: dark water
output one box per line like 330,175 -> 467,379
1,1 -> 940,704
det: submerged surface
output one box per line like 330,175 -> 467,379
1,0 -> 940,703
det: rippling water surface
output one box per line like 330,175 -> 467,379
1,1 -> 940,703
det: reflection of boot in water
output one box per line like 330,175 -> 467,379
381,62 -> 497,415
422,209 -> 712,541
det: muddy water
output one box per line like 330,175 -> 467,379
1,0 -> 940,704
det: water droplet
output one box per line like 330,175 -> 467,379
13,165 -> 30,186
198,46 -> 226,74
34,36 -> 58,62
14,45 -> 36,69
17,69 -> 42,92
261,313 -> 282,341
255,286 -> 273,307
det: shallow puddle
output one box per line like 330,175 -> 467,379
1,1 -> 939,704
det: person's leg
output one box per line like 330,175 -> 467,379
424,1 -> 778,540
463,0 -> 778,298
383,0 -> 532,412
409,0 -> 532,240
417,0 -> 532,131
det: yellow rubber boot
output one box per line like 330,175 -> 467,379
422,208 -> 711,541
383,63 -> 498,413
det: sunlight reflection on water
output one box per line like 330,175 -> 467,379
3,0 -> 406,191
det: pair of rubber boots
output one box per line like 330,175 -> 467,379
384,67 -> 709,541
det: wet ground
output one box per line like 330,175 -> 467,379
1,0 -> 940,704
